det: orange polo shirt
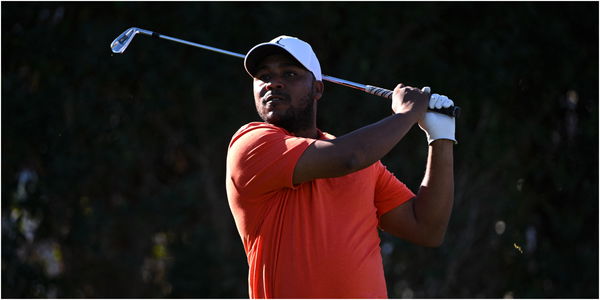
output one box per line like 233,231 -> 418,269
226,122 -> 415,298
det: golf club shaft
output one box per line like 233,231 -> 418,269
112,28 -> 460,117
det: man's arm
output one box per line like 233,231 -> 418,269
293,84 -> 428,185
380,93 -> 457,247
379,140 -> 454,247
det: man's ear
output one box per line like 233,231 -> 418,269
313,80 -> 324,101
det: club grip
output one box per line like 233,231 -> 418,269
365,85 -> 395,99
365,85 -> 461,118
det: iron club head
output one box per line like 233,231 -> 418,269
111,27 -> 140,54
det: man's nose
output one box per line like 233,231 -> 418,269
265,79 -> 284,90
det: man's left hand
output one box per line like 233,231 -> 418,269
418,91 -> 457,145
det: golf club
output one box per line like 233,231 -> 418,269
111,27 -> 460,118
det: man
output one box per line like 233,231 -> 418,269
226,35 -> 456,298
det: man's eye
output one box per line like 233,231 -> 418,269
258,74 -> 271,81
285,71 -> 297,78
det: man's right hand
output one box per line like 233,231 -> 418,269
391,83 -> 429,119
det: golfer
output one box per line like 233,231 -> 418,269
226,35 -> 456,298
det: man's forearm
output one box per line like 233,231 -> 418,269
333,112 -> 419,172
414,140 -> 454,245
293,85 -> 429,184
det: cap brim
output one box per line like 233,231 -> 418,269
244,44 -> 304,78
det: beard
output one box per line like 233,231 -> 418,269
259,89 -> 315,134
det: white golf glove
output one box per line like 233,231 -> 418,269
418,87 -> 457,145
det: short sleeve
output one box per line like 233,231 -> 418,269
227,123 -> 315,198
373,161 -> 416,218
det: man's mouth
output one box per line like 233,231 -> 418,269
262,93 -> 289,105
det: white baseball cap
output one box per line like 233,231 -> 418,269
244,35 -> 322,81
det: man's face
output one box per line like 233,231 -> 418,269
252,54 -> 322,133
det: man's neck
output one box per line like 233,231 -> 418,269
293,104 -> 319,139
292,127 -> 319,139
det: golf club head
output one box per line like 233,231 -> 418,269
111,27 -> 140,54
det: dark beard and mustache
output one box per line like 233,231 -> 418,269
259,89 -> 315,134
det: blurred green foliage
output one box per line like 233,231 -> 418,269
2,2 -> 597,298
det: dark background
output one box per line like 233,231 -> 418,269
2,2 -> 598,298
